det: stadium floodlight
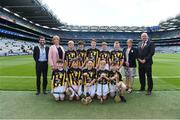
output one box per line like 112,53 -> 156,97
35,23 -> 40,26
71,29 -> 79,32
61,28 -> 69,31
42,26 -> 49,28
90,29 -> 98,32
172,25 -> 178,28
100,26 -> 109,30
3,8 -> 10,13
160,26 -> 168,29
158,29 -> 164,31
52,27 -> 59,30
169,22 -> 174,25
81,29 -> 89,32
58,26 -> 65,29
29,21 -> 33,24
80,26 -> 89,30
134,30 -> 142,32
90,26 -> 99,30
72,26 -> 80,30
14,13 -> 20,17
167,28 -> 176,30
22,17 -> 27,21
109,26 -> 119,30
99,29 -> 106,32
161,23 -> 168,26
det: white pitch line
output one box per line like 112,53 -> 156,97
151,76 -> 180,78
0,76 -> 180,79
0,76 -> 37,78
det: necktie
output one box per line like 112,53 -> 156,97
141,41 -> 146,49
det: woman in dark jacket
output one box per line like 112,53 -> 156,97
123,39 -> 138,93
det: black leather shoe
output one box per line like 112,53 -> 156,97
43,91 -> 47,95
139,88 -> 145,91
146,91 -> 152,95
36,92 -> 40,95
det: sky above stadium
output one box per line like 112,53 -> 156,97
42,0 -> 180,26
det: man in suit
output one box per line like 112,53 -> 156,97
137,33 -> 155,95
33,36 -> 49,95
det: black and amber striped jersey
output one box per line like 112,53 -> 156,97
109,70 -> 122,85
82,68 -> 97,85
97,69 -> 110,84
76,49 -> 87,67
86,48 -> 100,67
67,68 -> 82,86
65,50 -> 77,68
99,50 -> 110,63
51,69 -> 66,87
110,49 -> 124,66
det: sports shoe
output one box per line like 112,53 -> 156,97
120,96 -> 126,103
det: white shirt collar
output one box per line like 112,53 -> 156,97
38,45 -> 45,48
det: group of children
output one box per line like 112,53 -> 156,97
51,39 -> 127,103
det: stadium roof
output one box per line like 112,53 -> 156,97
0,0 -> 180,32
59,25 -> 147,32
0,0 -> 149,32
0,0 -> 63,28
159,14 -> 180,31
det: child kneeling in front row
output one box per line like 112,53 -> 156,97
96,59 -> 110,103
51,59 -> 66,101
78,59 -> 97,99
66,59 -> 82,100
109,62 -> 127,102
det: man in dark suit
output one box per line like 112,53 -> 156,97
33,36 -> 49,95
137,33 -> 155,95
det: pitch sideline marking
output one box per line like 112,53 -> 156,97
0,75 -> 180,79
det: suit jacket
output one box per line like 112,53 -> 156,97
123,47 -> 138,67
33,46 -> 49,63
48,45 -> 65,69
137,40 -> 155,66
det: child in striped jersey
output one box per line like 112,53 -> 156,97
96,59 -> 110,103
51,59 -> 66,101
78,59 -> 97,99
67,59 -> 82,100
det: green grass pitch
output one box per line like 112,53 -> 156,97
0,53 -> 180,119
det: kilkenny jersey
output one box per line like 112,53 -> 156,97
65,50 -> 77,68
76,49 -> 87,67
67,68 -> 82,86
82,68 -> 97,85
99,50 -> 110,63
97,69 -> 110,84
110,49 -> 124,66
51,69 -> 66,87
109,70 -> 122,85
87,48 -> 100,67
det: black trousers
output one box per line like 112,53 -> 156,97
138,64 -> 153,91
35,61 -> 48,92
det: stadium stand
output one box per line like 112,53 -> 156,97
156,46 -> 180,53
0,0 -> 180,56
0,37 -> 39,56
